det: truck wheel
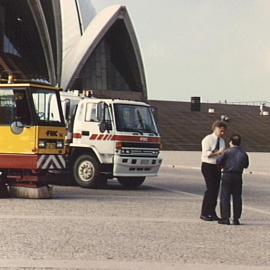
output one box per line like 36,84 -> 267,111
117,177 -> 146,189
0,173 -> 8,196
73,154 -> 102,188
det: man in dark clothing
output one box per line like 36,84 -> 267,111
217,134 -> 249,225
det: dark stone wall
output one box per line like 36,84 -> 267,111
149,100 -> 270,152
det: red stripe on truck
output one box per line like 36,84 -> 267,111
111,135 -> 160,143
0,154 -> 39,170
90,134 -> 98,140
89,134 -> 160,143
73,133 -> 82,139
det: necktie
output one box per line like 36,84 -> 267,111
213,137 -> 220,152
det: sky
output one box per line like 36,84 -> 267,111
91,0 -> 270,103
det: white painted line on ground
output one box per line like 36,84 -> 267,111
150,185 -> 270,216
0,211 -> 269,225
161,164 -> 270,176
0,259 -> 268,270
0,214 -> 200,224
56,194 -> 192,201
149,185 -> 201,198
162,165 -> 201,170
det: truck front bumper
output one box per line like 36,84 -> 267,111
113,156 -> 162,177
0,154 -> 66,170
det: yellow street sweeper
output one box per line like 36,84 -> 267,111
0,76 -> 66,198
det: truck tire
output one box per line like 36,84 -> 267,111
117,177 -> 146,189
73,154 -> 103,188
0,173 -> 8,197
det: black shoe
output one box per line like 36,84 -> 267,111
200,215 -> 213,221
211,215 -> 221,221
233,219 -> 240,225
218,219 -> 230,225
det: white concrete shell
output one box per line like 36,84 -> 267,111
1,1 -> 146,97
60,0 -> 83,64
28,0 -> 56,84
61,5 -> 147,98
60,0 -> 96,61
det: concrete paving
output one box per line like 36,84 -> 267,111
0,164 -> 269,269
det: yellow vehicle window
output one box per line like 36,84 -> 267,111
0,89 -> 31,125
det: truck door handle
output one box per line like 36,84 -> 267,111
82,131 -> 90,136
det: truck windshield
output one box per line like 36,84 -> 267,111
31,90 -> 64,126
0,89 -> 31,125
114,104 -> 158,135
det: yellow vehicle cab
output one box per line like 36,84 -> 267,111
0,81 -> 66,187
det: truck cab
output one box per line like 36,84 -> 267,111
0,81 -> 66,188
61,92 -> 162,188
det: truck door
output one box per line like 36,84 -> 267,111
0,88 -> 36,154
81,102 -> 114,155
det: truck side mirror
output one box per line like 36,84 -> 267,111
98,102 -> 112,133
150,106 -> 160,133
99,121 -> 106,133
105,120 -> 112,131
64,99 -> 71,121
99,120 -> 112,133
97,102 -> 105,122
10,121 -> 24,134
150,106 -> 157,117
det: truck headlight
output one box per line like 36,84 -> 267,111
38,140 -> 46,148
56,140 -> 64,149
121,149 -> 131,154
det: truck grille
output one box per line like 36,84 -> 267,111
119,142 -> 160,158
122,142 -> 160,149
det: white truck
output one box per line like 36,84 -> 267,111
61,91 -> 162,188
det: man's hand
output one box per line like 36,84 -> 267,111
209,150 -> 224,158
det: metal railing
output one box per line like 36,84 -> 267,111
216,100 -> 270,107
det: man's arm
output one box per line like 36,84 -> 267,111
217,151 -> 227,167
244,153 -> 249,169
208,150 -> 224,158
201,137 -> 212,157
202,137 -> 223,158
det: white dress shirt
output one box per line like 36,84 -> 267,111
201,133 -> 226,164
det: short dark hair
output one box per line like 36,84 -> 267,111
230,134 -> 241,146
212,120 -> 228,131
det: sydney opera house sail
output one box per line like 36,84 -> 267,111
0,0 -> 147,99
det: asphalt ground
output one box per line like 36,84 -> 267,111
0,167 -> 269,269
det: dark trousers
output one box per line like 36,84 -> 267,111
201,162 -> 221,217
220,173 -> 243,220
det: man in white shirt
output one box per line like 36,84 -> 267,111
200,120 -> 227,221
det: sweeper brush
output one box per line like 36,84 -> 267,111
9,185 -> 53,199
